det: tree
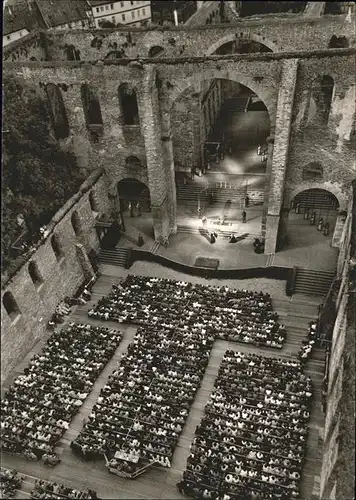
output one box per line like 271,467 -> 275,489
2,76 -> 85,271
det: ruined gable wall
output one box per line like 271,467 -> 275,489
1,174 -> 111,382
284,54 -> 355,208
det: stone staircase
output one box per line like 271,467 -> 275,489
176,183 -> 264,206
98,247 -> 130,267
150,240 -> 160,254
294,268 -> 335,297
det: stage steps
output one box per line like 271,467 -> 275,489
176,183 -> 264,205
294,269 -> 335,297
98,247 -> 130,267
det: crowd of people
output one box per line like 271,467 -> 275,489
88,276 -> 286,349
178,351 -> 313,499
30,479 -> 99,499
298,321 -> 318,364
0,468 -> 22,498
1,323 -> 122,462
71,323 -> 215,471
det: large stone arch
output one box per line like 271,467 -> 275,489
167,71 -> 275,125
116,168 -> 149,188
287,182 -> 347,211
205,33 -> 280,56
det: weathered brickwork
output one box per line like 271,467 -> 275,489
4,47 -> 355,253
1,173 -> 113,382
171,88 -> 197,168
264,58 -> 298,253
319,191 -> 355,499
4,14 -> 355,63
284,54 -> 356,209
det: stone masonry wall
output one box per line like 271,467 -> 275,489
4,15 -> 355,62
284,54 -> 356,209
3,51 -> 355,247
1,174 -> 112,383
171,88 -> 197,168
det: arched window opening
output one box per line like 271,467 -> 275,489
66,45 -> 81,61
105,49 -> 125,59
118,83 -> 140,125
215,39 -> 272,55
89,191 -> 100,212
71,211 -> 82,236
148,46 -> 164,57
3,291 -> 21,320
46,83 -> 70,139
125,156 -> 142,169
328,35 -> 349,48
81,84 -> 103,127
318,75 -> 334,124
51,234 -> 64,261
28,261 -> 43,287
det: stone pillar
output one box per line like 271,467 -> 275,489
98,81 -> 121,140
265,59 -> 298,254
160,109 -> 177,233
75,243 -> 96,282
139,67 -> 173,241
261,133 -> 275,240
191,91 -> 203,169
196,1 -> 204,9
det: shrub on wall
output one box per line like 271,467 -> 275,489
2,76 -> 85,272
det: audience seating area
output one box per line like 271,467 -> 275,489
1,323 -> 122,462
178,351 -> 313,500
71,324 -> 215,471
88,276 -> 286,348
0,468 -> 22,499
298,320 -> 317,363
30,479 -> 99,499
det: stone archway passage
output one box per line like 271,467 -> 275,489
292,188 -> 339,213
117,178 -> 153,240
278,187 -> 341,252
117,178 -> 151,212
170,77 -> 271,239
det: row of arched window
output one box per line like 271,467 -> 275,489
2,232 -> 62,320
46,83 -> 140,140
2,200 -> 99,321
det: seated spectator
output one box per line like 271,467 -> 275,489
179,351 -> 312,500
298,321 -> 318,364
88,276 -> 285,349
1,323 -> 122,462
0,468 -> 22,499
30,479 -> 99,499
72,324 -> 215,470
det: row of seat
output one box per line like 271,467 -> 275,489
71,324 -> 215,470
1,323 -> 122,462
88,276 -> 285,349
179,351 -> 313,500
